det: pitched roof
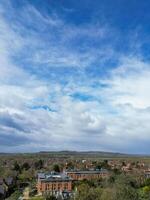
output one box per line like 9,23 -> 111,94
5,177 -> 14,185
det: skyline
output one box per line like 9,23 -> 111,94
0,0 -> 150,153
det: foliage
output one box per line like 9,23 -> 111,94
18,169 -> 35,182
6,190 -> 21,200
53,164 -> 60,173
139,186 -> 150,200
34,160 -> 44,170
74,174 -> 141,200
44,194 -> 57,200
22,162 -> 31,170
144,178 -> 150,186
13,161 -> 21,172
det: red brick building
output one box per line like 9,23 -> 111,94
66,169 -> 109,181
37,172 -> 72,196
37,169 -> 109,197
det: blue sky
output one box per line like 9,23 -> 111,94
0,0 -> 150,153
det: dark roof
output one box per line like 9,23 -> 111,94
145,171 -> 150,175
38,173 -> 45,179
41,178 -> 72,183
66,170 -> 108,174
38,172 -> 72,182
0,179 -> 4,185
5,177 -> 14,185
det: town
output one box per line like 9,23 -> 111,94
0,152 -> 150,199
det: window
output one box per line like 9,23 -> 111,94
64,183 -> 68,190
58,183 -> 61,190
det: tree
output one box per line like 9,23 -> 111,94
44,194 -> 57,200
139,186 -> 150,200
144,178 -> 150,186
21,162 -> 30,170
66,162 -> 74,170
13,161 -> 21,172
53,164 -> 60,173
19,169 -> 34,182
75,183 -> 90,200
6,191 -> 21,200
122,161 -> 126,166
113,168 -> 121,175
101,160 -> 110,169
100,188 -> 115,200
34,159 -> 44,170
113,175 -> 139,200
74,184 -> 103,200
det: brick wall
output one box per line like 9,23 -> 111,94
37,180 -> 72,194
66,172 -> 108,180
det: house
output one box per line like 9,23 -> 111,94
144,170 -> 150,179
5,177 -> 15,186
37,172 -> 72,198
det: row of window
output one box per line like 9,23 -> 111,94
69,173 -> 107,179
45,183 -> 70,190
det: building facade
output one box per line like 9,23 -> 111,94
37,172 -> 72,196
37,169 -> 109,198
144,170 -> 150,179
66,169 -> 109,181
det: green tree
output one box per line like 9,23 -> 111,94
139,186 -> 150,200
6,191 -> 21,200
34,159 -> 44,170
44,194 -> 57,200
100,188 -> 115,200
13,161 -> 21,172
53,164 -> 60,173
113,175 -> 139,200
22,162 -> 30,170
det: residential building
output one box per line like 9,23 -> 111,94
144,170 -> 150,179
37,172 -> 72,197
66,169 -> 109,181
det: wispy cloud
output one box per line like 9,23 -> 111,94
0,0 -> 150,153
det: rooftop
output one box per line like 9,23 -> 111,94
66,169 -> 108,174
38,172 -> 72,182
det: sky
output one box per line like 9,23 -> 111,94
0,0 -> 150,154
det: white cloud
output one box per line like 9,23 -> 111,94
0,0 -> 150,154
105,57 -> 150,109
